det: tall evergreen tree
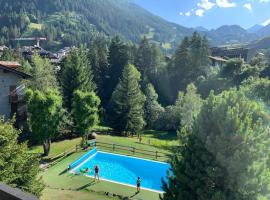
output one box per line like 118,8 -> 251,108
60,47 -> 95,111
135,37 -> 152,83
110,64 -> 146,135
135,37 -> 165,88
169,33 -> 210,101
162,89 -> 270,200
88,40 -> 109,105
170,36 -> 190,96
105,36 -> 129,106
144,83 -> 164,129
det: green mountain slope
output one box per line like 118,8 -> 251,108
0,0 -> 193,50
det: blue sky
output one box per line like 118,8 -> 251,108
133,0 -> 270,29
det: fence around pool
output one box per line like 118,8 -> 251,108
44,139 -> 170,169
75,140 -> 170,161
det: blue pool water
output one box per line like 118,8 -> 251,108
70,148 -> 170,192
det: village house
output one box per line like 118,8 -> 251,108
0,61 -> 31,125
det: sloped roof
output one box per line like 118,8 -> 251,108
0,63 -> 31,79
0,61 -> 21,70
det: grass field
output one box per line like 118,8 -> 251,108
41,152 -> 161,200
34,130 -> 178,200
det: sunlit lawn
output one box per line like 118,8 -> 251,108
33,129 -> 178,199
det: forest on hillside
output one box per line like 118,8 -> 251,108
0,0 -> 194,51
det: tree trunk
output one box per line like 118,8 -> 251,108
43,138 -> 51,156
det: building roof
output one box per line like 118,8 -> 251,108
209,56 -> 228,62
0,61 -> 21,70
0,62 -> 31,79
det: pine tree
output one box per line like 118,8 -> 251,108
144,83 -> 164,129
60,47 -> 95,111
105,36 -> 129,107
162,89 -> 270,200
88,40 -> 109,106
110,64 -> 146,135
0,118 -> 44,197
135,37 -> 152,83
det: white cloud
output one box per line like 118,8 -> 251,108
216,0 -> 236,8
243,3 -> 252,10
179,12 -> 183,16
260,0 -> 270,3
197,0 -> 215,10
195,9 -> 205,17
185,11 -> 191,16
262,18 -> 270,26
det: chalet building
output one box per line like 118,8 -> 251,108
210,47 -> 249,62
0,61 -> 31,125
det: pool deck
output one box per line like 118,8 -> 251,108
41,151 -> 161,200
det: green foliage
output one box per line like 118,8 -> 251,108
156,84 -> 202,132
72,90 -> 100,138
0,118 -> 44,197
177,84 -> 202,139
162,89 -> 270,200
25,89 -> 63,156
110,64 -> 146,135
144,83 -> 164,129
105,36 -> 129,107
0,0 -> 193,50
88,39 -> 109,106
60,47 -> 95,111
241,78 -> 270,106
29,54 -> 58,92
135,37 -> 165,89
168,33 -> 211,102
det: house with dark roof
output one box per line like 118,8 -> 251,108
0,61 -> 31,125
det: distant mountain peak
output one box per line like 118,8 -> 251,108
247,24 -> 263,33
195,26 -> 208,32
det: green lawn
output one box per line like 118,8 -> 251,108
41,152 -> 161,200
34,130 -> 178,200
30,130 -> 178,160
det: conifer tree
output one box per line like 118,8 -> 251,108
88,40 -> 109,105
105,36 -> 129,106
135,37 -> 152,83
60,47 -> 95,111
110,64 -> 146,135
162,89 -> 270,200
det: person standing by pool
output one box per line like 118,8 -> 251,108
94,165 -> 99,181
136,177 -> 141,193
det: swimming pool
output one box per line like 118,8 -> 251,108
69,148 -> 170,192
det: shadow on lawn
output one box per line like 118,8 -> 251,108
59,168 -> 69,176
142,130 -> 177,141
76,181 -> 96,191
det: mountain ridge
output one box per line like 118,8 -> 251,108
0,0 -> 269,50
